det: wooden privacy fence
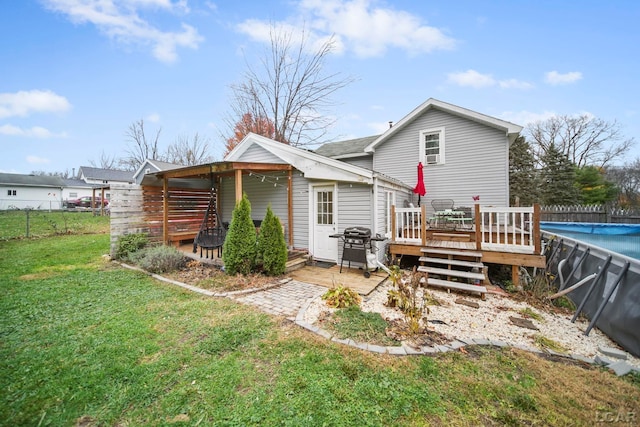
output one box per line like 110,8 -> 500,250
109,183 -> 213,256
541,205 -> 640,224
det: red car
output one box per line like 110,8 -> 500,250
65,196 -> 109,208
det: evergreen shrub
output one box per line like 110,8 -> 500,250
256,205 -> 288,275
222,193 -> 257,275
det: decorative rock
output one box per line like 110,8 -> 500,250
607,360 -> 633,376
455,298 -> 480,309
598,346 -> 628,360
509,316 -> 539,330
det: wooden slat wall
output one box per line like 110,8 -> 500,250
142,186 -> 213,239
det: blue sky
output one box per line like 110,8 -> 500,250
1,0 -> 639,175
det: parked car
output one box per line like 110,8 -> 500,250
65,196 -> 109,208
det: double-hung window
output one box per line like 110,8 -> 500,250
419,128 -> 445,165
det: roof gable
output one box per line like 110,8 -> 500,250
365,98 -> 523,153
225,133 -> 375,184
78,166 -> 134,182
132,159 -> 183,180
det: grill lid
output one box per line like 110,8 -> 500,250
343,227 -> 371,238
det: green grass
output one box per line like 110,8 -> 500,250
1,234 -> 639,426
322,305 -> 400,347
0,210 -> 109,240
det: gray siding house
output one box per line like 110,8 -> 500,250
223,98 -> 521,264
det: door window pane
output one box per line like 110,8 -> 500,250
316,191 -> 333,225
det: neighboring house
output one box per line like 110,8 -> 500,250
77,166 -> 134,186
132,159 -> 184,185
77,166 -> 135,200
62,178 -> 101,201
0,173 -> 65,210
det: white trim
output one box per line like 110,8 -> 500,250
419,127 -> 445,165
308,182 -> 339,262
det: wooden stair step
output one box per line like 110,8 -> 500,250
419,256 -> 484,269
425,278 -> 487,297
420,247 -> 483,258
418,266 -> 485,281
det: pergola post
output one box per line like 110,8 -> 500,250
162,176 -> 169,244
235,169 -> 242,203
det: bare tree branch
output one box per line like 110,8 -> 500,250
119,119 -> 163,171
526,114 -> 635,168
225,25 -> 356,147
166,133 -> 215,166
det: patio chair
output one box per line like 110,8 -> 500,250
431,199 -> 454,212
429,199 -> 455,229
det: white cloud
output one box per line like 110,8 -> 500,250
447,70 -> 495,88
447,70 -> 533,90
26,155 -> 51,164
499,79 -> 534,90
545,70 -> 582,85
237,0 -> 456,58
0,124 -> 66,138
499,110 -> 557,127
146,112 -> 161,122
41,0 -> 203,63
0,90 -> 71,119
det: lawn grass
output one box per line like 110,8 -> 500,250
1,234 -> 639,426
0,209 -> 109,240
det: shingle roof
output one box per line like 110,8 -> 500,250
0,173 -> 66,187
78,166 -> 134,182
63,178 -> 97,188
313,135 -> 379,158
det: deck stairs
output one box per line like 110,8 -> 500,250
418,233 -> 487,299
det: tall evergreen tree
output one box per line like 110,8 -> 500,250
222,193 -> 257,275
575,166 -> 618,205
539,143 -> 581,205
509,135 -> 540,205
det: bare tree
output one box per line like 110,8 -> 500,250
606,158 -> 640,208
166,133 -> 215,166
226,26 -> 356,147
526,114 -> 635,168
30,169 -> 72,179
119,119 -> 163,171
89,151 -> 119,170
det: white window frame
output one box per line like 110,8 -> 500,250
419,127 -> 445,165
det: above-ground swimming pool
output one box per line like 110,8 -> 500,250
540,221 -> 640,260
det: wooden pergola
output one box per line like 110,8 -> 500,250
153,161 -> 294,246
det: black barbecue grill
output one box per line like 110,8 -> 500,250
330,227 -> 384,278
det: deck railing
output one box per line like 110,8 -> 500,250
392,204 -> 541,254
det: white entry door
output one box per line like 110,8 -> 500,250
313,185 -> 338,262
